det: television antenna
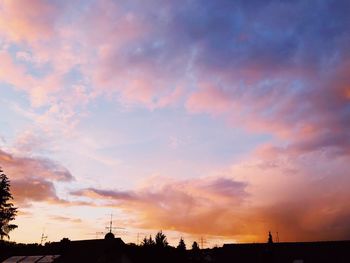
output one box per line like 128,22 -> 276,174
105,214 -> 125,235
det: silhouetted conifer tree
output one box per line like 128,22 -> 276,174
142,235 -> 155,247
268,231 -> 273,244
192,241 -> 200,250
177,237 -> 186,250
0,168 -> 18,240
155,230 -> 168,248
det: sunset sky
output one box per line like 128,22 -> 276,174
1,0 -> 350,246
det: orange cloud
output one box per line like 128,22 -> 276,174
0,148 -> 74,207
70,147 -> 350,243
71,176 -> 253,239
11,178 -> 60,206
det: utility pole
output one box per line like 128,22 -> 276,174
200,237 -> 208,249
136,232 -> 146,245
40,230 -> 47,245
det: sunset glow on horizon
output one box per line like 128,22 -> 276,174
1,0 -> 350,247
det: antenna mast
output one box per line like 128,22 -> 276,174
109,214 -> 113,233
104,213 -> 125,236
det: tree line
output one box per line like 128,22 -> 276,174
141,230 -> 200,251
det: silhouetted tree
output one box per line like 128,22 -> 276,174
0,168 -> 18,240
60,237 -> 71,242
142,235 -> 155,247
177,237 -> 186,251
155,230 -> 168,248
268,231 -> 273,244
192,241 -> 200,250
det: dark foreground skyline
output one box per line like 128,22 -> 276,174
1,234 -> 350,263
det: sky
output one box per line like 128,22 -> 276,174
0,0 -> 350,247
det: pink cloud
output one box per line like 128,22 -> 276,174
186,83 -> 233,114
11,178 -> 60,206
0,0 -> 59,43
0,148 -> 96,209
1,0 -> 348,156
0,148 -> 73,182
0,52 -> 36,89
186,55 -> 350,157
0,51 -> 64,108
0,147 -> 75,207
